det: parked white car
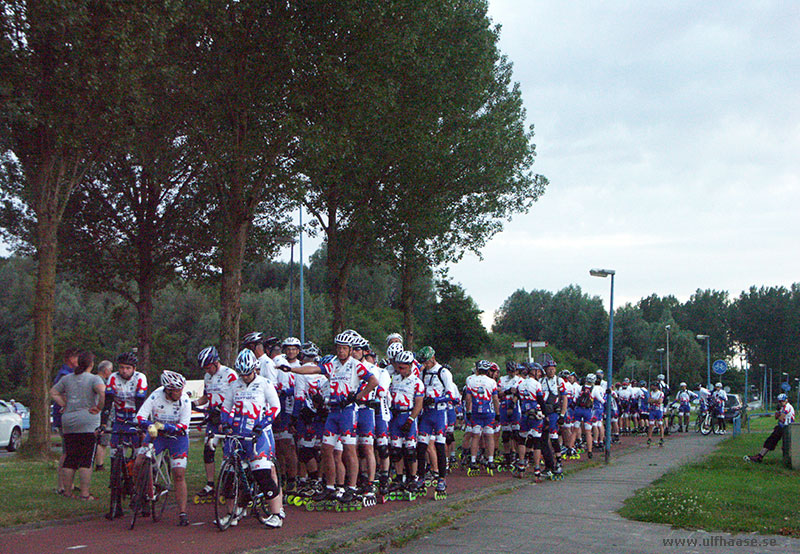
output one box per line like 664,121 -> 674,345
0,400 -> 24,452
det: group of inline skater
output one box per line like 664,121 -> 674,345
99,328 -> 728,529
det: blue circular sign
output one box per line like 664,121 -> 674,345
781,382 -> 791,392
712,360 -> 728,375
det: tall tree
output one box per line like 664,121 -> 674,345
185,0 -> 297,362
0,1 -> 133,455
422,280 -> 488,362
493,289 -> 552,340
674,289 -> 732,361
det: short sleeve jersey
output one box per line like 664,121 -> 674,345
516,377 -> 543,413
295,373 -> 329,412
222,375 -> 281,435
498,375 -> 523,410
107,371 -> 148,423
779,403 -> 796,427
320,356 -> 374,404
422,364 -> 456,404
649,389 -> 664,409
204,365 -> 238,408
465,374 -> 498,415
389,373 -> 425,410
136,387 -> 191,434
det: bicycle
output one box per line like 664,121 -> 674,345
129,440 -> 173,530
212,434 -> 270,530
103,428 -> 140,520
665,401 -> 681,435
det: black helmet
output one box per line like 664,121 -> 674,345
117,351 -> 138,367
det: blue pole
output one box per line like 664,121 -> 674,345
604,273 -> 615,463
299,209 -> 305,343
706,338 -> 711,389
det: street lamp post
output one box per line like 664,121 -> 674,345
275,236 -> 297,338
590,268 -> 615,463
696,335 -> 711,389
759,364 -> 767,409
298,210 -> 305,343
794,378 -> 800,410
656,348 -> 665,388
742,351 -> 750,432
665,325 -> 671,388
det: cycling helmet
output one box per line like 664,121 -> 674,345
586,373 -> 597,383
334,331 -> 355,346
351,336 -> 370,349
117,351 -> 138,367
395,350 -> 415,365
542,358 -> 557,368
559,369 -> 570,378
778,393 -> 788,402
197,346 -> 219,368
657,374 -> 665,381
386,332 -> 403,345
714,382 -> 723,389
319,354 -> 335,365
506,361 -> 518,372
596,369 -> 604,375
386,342 -> 404,361
160,370 -> 186,390
416,346 -> 435,363
518,363 -> 530,375
301,341 -> 320,358
530,362 -> 543,373
241,331 -> 264,345
264,336 -> 279,347
622,378 -> 630,384
489,362 -> 499,373
282,337 -> 301,348
234,349 -> 259,375
679,381 -> 687,388
475,360 -> 492,374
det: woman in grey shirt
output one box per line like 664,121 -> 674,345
50,351 -> 105,500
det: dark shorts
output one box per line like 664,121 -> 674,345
63,433 -> 97,469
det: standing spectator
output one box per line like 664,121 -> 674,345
50,351 -> 105,500
93,360 -> 114,471
53,347 -> 79,494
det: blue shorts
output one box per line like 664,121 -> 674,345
111,421 -> 141,449
545,412 -> 559,436
574,407 -> 593,426
519,416 -> 544,437
628,403 -> 639,415
446,407 -> 456,428
143,433 -> 189,469
418,409 -> 446,439
592,407 -> 604,423
357,406 -> 375,444
649,409 -> 663,421
498,407 -> 521,426
223,430 -> 275,470
468,412 -> 495,433
389,412 -> 417,444
566,407 -> 575,425
323,405 -> 357,445
679,404 -> 691,414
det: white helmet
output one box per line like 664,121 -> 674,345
235,349 -> 259,375
160,370 -> 186,390
395,350 -> 415,364
715,382 -> 723,389
586,373 -> 597,383
282,337 -> 302,348
386,332 -> 403,345
334,331 -> 356,346
386,342 -> 404,361
679,382 -> 687,387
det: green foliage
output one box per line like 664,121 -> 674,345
419,280 -> 488,363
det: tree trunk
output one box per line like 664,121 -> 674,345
219,218 -> 250,365
135,278 -> 154,380
400,258 -> 415,349
326,229 -> 354,336
29,215 -> 59,457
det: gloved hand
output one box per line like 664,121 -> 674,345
252,423 -> 264,436
147,422 -> 164,438
220,424 -> 233,435
423,397 -> 434,408
557,414 -> 565,425
311,393 -> 325,410
345,392 -> 358,406
300,406 -> 315,424
400,418 -> 413,435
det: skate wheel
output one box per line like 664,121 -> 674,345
305,502 -> 314,511
192,495 -> 200,504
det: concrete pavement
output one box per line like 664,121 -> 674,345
387,433 -> 800,554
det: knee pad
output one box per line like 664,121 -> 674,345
203,442 -> 216,465
252,469 -> 280,499
377,443 -> 390,460
525,436 -> 534,450
445,432 -> 455,445
502,430 -> 511,444
404,447 -> 417,467
551,438 -> 560,451
516,431 -> 527,443
390,446 -> 404,464
298,446 -> 316,464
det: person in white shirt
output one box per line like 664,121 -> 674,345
646,382 -> 665,446
745,394 -> 795,463
711,382 -> 728,434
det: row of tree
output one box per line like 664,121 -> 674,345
493,285 -> 800,393
0,1 -> 545,455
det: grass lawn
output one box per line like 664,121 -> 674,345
619,416 -> 800,536
0,435 -> 207,528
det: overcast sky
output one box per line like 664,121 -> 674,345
441,0 -> 800,327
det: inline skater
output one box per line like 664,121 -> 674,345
387,350 -> 426,499
292,343 -> 327,503
675,382 -> 697,432
590,370 -> 606,449
192,346 -> 238,505
711,382 -> 728,434
696,382 -> 711,429
497,362 -> 523,471
618,378 -> 631,435
574,374 -> 596,459
515,363 -> 546,480
287,332 -> 378,507
417,346 -> 454,499
561,370 -> 579,458
638,380 -> 650,433
135,370 -> 191,526
273,338 -> 302,495
745,393 -> 795,462
628,379 -> 642,434
464,360 -> 500,474
350,335 -> 381,504
646,381 -> 665,447
102,352 -> 147,519
444,373 -> 461,469
242,332 -> 278,385
220,349 -> 284,528
540,359 -> 567,478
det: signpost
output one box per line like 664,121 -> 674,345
512,340 -> 547,363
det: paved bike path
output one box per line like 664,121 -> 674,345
387,433 -> 800,554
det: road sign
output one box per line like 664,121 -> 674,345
712,359 -> 728,375
781,382 -> 791,392
512,341 -> 547,348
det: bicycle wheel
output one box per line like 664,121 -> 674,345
152,453 -> 172,522
107,452 -> 124,519
694,414 -> 701,433
700,414 -> 713,435
130,461 -> 151,530
668,415 -> 680,434
214,459 -> 239,531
